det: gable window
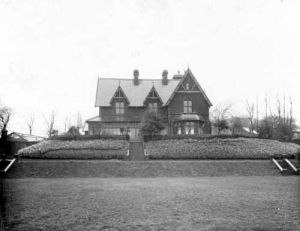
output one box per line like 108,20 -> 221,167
183,100 -> 192,113
186,83 -> 189,90
116,102 -> 124,115
148,102 -> 158,113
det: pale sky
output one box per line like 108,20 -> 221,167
0,0 -> 299,136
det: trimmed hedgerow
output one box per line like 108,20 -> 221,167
145,138 -> 300,160
143,134 -> 258,142
18,139 -> 129,159
50,134 -> 129,141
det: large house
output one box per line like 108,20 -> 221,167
87,68 -> 212,139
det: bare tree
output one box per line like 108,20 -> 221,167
264,94 -> 268,118
44,111 -> 56,137
256,95 -> 259,132
26,115 -> 35,135
246,101 -> 255,133
231,117 -> 243,134
211,103 -> 232,134
0,106 -> 12,132
283,95 -> 286,123
289,96 -> 293,129
276,95 -> 281,120
64,116 -> 71,132
76,112 -> 85,133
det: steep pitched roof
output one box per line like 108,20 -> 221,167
165,68 -> 212,107
95,78 -> 180,107
95,69 -> 212,107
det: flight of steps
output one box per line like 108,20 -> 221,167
129,141 -> 145,161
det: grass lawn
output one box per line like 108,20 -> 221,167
3,177 -> 300,231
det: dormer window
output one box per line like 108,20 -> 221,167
116,102 -> 124,115
183,100 -> 192,113
148,102 -> 158,113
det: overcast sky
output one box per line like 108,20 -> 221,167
0,0 -> 299,136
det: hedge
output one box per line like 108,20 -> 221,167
18,139 -> 129,159
143,134 -> 258,142
49,134 -> 129,141
145,138 -> 300,160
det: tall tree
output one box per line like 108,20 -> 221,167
26,115 -> 35,135
64,116 -> 71,132
246,100 -> 255,133
76,112 -> 85,133
44,111 -> 56,138
0,106 -> 12,133
211,103 -> 232,134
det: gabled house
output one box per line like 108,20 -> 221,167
87,68 -> 212,139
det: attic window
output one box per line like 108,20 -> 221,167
186,83 -> 189,90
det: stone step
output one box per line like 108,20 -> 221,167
129,141 -> 144,161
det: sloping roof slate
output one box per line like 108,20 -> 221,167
95,78 -> 180,107
95,69 -> 212,107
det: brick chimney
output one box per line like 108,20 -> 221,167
133,69 -> 139,85
162,70 -> 168,85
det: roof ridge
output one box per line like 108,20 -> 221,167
99,78 -> 179,81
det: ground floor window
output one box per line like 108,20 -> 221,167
184,122 -> 194,135
173,121 -> 199,135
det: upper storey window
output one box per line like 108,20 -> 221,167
116,102 -> 124,115
183,100 -> 192,113
148,102 -> 158,113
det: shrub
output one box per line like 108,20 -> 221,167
258,117 -> 295,141
140,112 -> 165,138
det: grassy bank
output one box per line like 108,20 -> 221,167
18,139 -> 129,159
146,138 -> 300,159
7,160 -> 280,178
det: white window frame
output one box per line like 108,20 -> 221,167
116,102 -> 124,115
183,100 -> 192,113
